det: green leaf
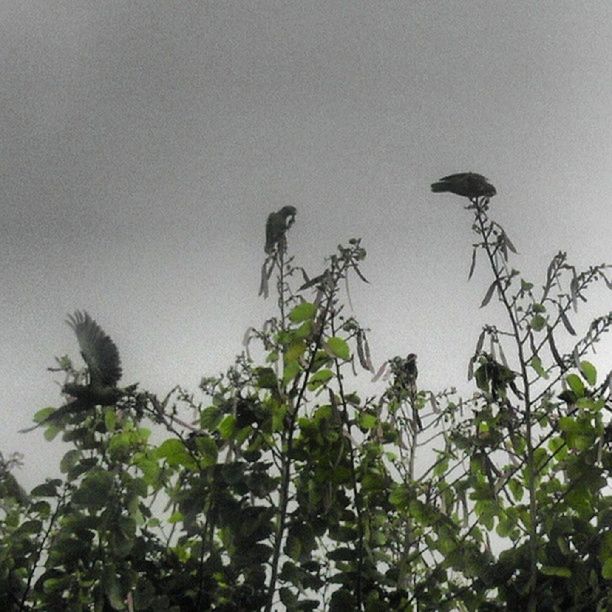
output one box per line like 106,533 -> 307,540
579,361 -> 597,386
541,566 -> 572,578
325,337 -> 350,361
289,302 -> 317,323
196,435 -> 218,466
104,408 -> 117,432
508,478 -> 524,502
285,340 -> 306,363
602,558 -> 612,580
308,369 -> 334,389
73,471 -> 114,508
31,480 -> 61,497
32,406 -> 55,423
218,414 -> 237,440
155,439 -> 196,468
254,367 -> 278,389
283,360 -> 301,383
566,373 -> 586,397
60,450 -> 81,474
530,355 -> 548,379
103,565 -> 125,610
358,412 -> 377,430
200,405 -> 222,429
530,314 -> 546,331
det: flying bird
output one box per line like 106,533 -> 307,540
21,311 -> 124,432
431,172 -> 496,199
265,206 -> 297,255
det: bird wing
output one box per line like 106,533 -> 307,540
438,172 -> 489,183
66,311 -> 122,387
265,212 -> 283,254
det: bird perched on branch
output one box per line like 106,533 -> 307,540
389,353 -> 422,431
21,311 -> 125,432
431,172 -> 496,199
265,205 -> 297,255
259,206 -> 297,297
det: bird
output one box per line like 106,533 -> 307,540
389,353 -> 422,431
21,311 -> 124,432
264,206 -> 297,255
431,172 -> 496,199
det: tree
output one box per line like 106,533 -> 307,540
3,185 -> 611,610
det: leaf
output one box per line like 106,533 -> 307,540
547,327 -> 565,369
325,337 -> 350,361
530,314 -> 546,332
579,361 -> 597,386
285,340 -> 306,363
289,302 -> 317,323
356,330 -> 374,372
195,435 -> 218,467
474,330 -> 486,356
155,439 -> 196,468
308,369 -> 334,389
218,415 -> 237,440
566,374 -> 586,397
480,280 -> 497,308
559,308 -> 576,336
503,232 -> 518,254
468,247 -> 477,280
358,412 -> 377,430
570,275 -> 579,311
31,480 -> 61,497
283,360 -> 301,383
467,357 -> 475,381
255,367 -> 278,389
371,361 -> 388,382
498,342 -> 508,367
530,355 -> 548,379
258,262 -> 269,298
73,471 -> 114,509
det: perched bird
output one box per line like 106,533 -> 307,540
21,311 -> 124,432
264,206 -> 297,255
431,172 -> 496,199
389,353 -> 422,431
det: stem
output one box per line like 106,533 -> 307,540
474,202 -> 538,608
331,316 -> 364,610
19,487 -> 67,610
265,259 -> 346,611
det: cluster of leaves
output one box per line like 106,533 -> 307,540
1,206 -> 610,610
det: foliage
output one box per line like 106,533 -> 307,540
2,199 -> 611,611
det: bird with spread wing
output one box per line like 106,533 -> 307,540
21,311 -> 126,432
431,172 -> 496,200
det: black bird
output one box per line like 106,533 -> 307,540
265,206 -> 297,255
21,311 -> 124,432
389,353 -> 422,431
431,172 -> 496,199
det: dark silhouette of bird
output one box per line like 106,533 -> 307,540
389,353 -> 422,431
431,172 -> 496,199
21,311 -> 124,432
265,206 -> 297,255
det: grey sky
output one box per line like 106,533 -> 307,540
2,2 -> 611,485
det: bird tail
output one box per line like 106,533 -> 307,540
430,181 -> 448,192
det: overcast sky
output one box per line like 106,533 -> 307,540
2,2 -> 611,486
